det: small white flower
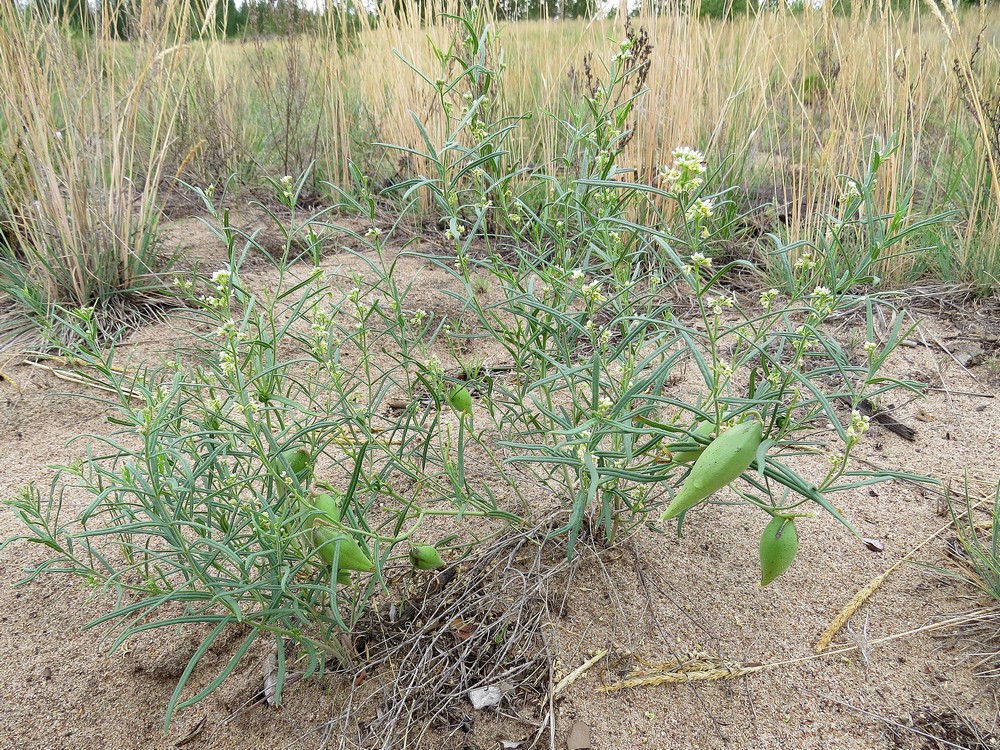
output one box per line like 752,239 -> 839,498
760,288 -> 779,310
811,286 -> 836,316
839,181 -> 861,204
210,270 -> 231,293
713,360 -> 734,378
685,198 -> 714,223
689,252 -> 712,270
672,146 -> 705,169
581,281 -> 607,304
794,251 -> 817,272
846,409 -> 872,443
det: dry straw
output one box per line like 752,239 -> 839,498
4,1 -> 1000,290
598,610 -> 991,693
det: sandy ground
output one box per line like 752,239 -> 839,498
1,215 -> 999,750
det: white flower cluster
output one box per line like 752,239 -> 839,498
810,285 -> 836,316
584,319 -> 613,346
581,280 -> 607,305
218,349 -> 238,378
839,180 -> 862,204
683,251 -> 713,275
684,197 -> 714,223
310,306 -> 335,361
611,37 -> 634,64
846,409 -> 871,445
214,319 -> 238,341
709,294 -> 735,316
596,395 -> 614,416
444,223 -> 465,241
760,288 -> 780,310
794,251 -> 817,272
200,269 -> 233,309
712,359 -> 734,379
659,146 -> 707,195
280,175 -> 294,202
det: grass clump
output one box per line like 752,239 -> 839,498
943,480 -> 1000,678
0,0 -> 199,345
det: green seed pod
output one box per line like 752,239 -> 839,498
409,545 -> 445,570
311,492 -> 341,522
336,569 -> 352,586
448,385 -> 473,415
669,421 -> 716,464
313,523 -> 374,572
660,419 -> 763,521
279,447 -> 310,478
759,516 -> 799,586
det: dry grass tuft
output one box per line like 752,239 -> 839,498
321,522 -> 571,750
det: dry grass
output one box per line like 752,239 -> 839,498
316,3 -> 1000,281
2,0 -> 1000,338
0,0 -> 200,342
319,522 -> 569,750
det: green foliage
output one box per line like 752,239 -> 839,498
0,5 -> 968,729
763,136 -> 957,295
2,183 -> 517,728
697,0 -> 761,20
947,479 -> 1000,603
381,7 -> 938,555
40,0 -> 94,31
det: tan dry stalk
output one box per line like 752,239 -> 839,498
4,2 -> 1000,287
552,648 -> 608,696
0,0 -> 200,311
596,651 -> 764,693
926,0 -> 1000,214
599,609 -> 990,693
814,568 -> 895,653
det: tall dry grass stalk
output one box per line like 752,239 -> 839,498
287,2 -> 996,279
2,0 -> 999,304
0,0 -> 203,342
